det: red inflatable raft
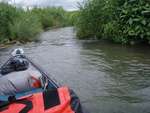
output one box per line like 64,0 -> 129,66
0,49 -> 84,113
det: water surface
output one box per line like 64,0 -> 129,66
0,27 -> 150,113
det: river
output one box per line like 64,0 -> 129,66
0,27 -> 150,113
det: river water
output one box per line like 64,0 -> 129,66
0,27 -> 150,113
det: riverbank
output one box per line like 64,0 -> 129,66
0,26 -> 66,49
0,41 -> 17,49
0,3 -> 73,45
75,0 -> 150,44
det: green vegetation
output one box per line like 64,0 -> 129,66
76,0 -> 150,44
0,3 -> 72,44
1,1 -> 149,45
0,3 -> 18,43
67,11 -> 79,26
9,11 -> 42,42
32,7 -> 69,29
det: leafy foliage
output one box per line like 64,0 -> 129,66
67,11 -> 79,26
76,0 -> 150,44
32,7 -> 69,29
9,12 -> 42,42
0,3 -> 18,43
0,3 -> 73,44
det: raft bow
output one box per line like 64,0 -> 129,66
0,48 -> 84,113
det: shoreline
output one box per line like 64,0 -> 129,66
0,26 -> 67,49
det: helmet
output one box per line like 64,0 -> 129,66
11,48 -> 24,56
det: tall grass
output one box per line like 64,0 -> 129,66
9,11 -> 42,42
76,0 -> 150,44
67,11 -> 79,26
32,7 -> 69,29
0,3 -> 18,43
0,3 -> 72,44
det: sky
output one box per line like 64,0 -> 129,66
4,0 -> 83,11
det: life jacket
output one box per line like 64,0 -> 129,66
0,87 -> 83,113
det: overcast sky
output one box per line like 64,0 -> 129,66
4,0 -> 83,11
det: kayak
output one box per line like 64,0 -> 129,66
0,48 -> 85,113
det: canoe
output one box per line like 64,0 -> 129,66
0,48 -> 85,113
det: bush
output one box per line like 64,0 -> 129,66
76,0 -> 117,38
67,11 -> 79,26
76,0 -> 150,44
0,3 -> 18,43
116,0 -> 150,43
9,12 -> 42,42
32,7 -> 69,29
0,3 -> 72,44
